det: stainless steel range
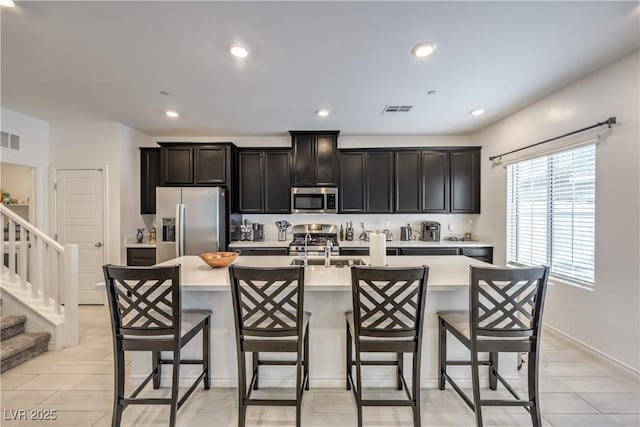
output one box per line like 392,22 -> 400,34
289,224 -> 340,256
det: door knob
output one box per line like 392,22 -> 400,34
94,242 -> 103,247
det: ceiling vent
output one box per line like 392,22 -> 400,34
381,105 -> 413,116
0,131 -> 20,150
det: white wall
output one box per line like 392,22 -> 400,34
0,108 -> 50,232
472,51 -> 640,371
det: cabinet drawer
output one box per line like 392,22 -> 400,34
460,247 -> 493,264
340,247 -> 400,256
126,248 -> 156,266
400,247 -> 459,256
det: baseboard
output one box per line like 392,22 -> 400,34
543,323 -> 640,378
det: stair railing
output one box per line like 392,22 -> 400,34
0,204 -> 79,347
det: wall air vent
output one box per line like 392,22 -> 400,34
0,131 -> 20,150
381,105 -> 413,116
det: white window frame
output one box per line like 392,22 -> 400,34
506,144 -> 596,289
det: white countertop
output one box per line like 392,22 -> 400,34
149,255 -> 493,291
228,239 -> 492,249
124,237 -> 156,248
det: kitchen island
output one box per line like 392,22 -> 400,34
126,255 -> 517,389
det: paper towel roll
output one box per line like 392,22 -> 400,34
369,233 -> 386,267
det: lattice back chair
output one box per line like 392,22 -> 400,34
438,266 -> 549,427
103,265 -> 211,427
228,265 -> 309,427
346,266 -> 430,427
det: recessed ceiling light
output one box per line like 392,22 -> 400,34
412,42 -> 437,58
230,46 -> 248,58
469,109 -> 485,116
316,109 -> 330,117
165,110 -> 179,118
0,0 -> 15,7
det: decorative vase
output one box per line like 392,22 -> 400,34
136,228 -> 145,244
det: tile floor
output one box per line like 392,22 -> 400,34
1,306 -> 638,426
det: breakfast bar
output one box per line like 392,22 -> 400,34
124,255 -> 517,389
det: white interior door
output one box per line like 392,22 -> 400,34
55,169 -> 105,305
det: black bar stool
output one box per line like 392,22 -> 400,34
102,264 -> 211,427
228,265 -> 310,427
346,266 -> 430,427
438,265 -> 550,427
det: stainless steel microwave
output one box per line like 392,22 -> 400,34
291,187 -> 338,213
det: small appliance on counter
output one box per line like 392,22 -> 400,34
252,223 -> 264,242
400,224 -> 417,241
420,221 -> 441,242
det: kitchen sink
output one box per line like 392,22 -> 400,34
290,258 -> 365,267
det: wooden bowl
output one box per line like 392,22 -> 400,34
199,251 -> 239,268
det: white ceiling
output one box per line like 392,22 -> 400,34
1,1 -> 638,137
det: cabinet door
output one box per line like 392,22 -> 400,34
140,148 -> 160,214
195,145 -> 227,185
235,248 -> 289,256
450,149 -> 480,213
395,151 -> 422,213
238,152 -> 264,213
339,152 -> 365,212
292,134 -> 315,186
162,146 -> 193,185
126,248 -> 156,266
315,134 -> 337,185
422,151 -> 449,213
460,247 -> 493,264
366,152 -> 394,213
264,151 -> 291,213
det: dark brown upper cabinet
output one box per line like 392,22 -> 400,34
238,149 -> 291,213
338,151 -> 366,212
422,150 -> 450,213
290,131 -> 339,186
365,151 -> 394,213
338,150 -> 393,213
159,143 -> 234,186
139,147 -> 161,214
450,148 -> 481,213
394,151 -> 422,213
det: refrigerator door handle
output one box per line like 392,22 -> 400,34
179,203 -> 186,257
175,203 -> 181,258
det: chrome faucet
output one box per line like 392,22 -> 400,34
324,240 -> 333,267
303,232 -> 311,267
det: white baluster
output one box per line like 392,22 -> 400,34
8,219 -> 16,282
43,243 -> 50,307
32,236 -> 43,300
54,250 -> 61,314
19,229 -> 28,291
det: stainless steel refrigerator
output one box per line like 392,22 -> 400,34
156,187 -> 227,263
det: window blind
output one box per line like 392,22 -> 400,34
507,144 -> 596,286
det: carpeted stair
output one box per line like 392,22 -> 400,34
1,315 -> 50,373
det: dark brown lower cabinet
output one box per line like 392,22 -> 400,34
399,247 -> 460,256
339,247 -> 399,256
126,248 -> 156,266
460,247 -> 493,263
234,247 -> 289,256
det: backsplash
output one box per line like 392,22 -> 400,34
240,213 -> 485,242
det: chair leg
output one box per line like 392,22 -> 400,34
295,346 -> 303,427
355,352 -> 364,427
237,352 -> 247,427
304,323 -> 310,391
397,352 -> 403,391
470,349 -> 483,427
169,350 -> 180,427
438,318 -> 446,390
489,352 -> 498,391
152,351 -> 161,389
252,352 -> 259,390
346,320 -> 352,391
528,349 -> 542,427
112,346 -> 125,427
203,319 -> 210,390
412,351 -> 422,427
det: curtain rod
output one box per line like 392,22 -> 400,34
488,116 -> 617,161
